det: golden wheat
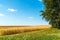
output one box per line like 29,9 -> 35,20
0,25 -> 51,35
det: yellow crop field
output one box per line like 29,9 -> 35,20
0,25 -> 51,35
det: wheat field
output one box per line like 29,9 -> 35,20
0,25 -> 51,35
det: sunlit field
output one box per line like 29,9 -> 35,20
0,25 -> 51,35
0,26 -> 60,40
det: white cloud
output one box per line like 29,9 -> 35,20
7,8 -> 17,12
38,0 -> 42,2
28,17 -> 33,19
0,13 -> 5,16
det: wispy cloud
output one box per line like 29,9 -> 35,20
7,8 -> 17,12
28,17 -> 33,19
38,0 -> 42,2
0,13 -> 5,16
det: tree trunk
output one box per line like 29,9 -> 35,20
58,21 -> 60,28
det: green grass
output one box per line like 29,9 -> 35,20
0,28 -> 60,40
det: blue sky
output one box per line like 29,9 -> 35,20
0,0 -> 49,26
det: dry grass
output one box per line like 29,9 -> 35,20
0,25 -> 51,35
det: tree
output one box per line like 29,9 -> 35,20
41,0 -> 60,28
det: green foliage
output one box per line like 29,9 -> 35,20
41,0 -> 60,28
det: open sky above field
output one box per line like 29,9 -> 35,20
0,0 -> 49,26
